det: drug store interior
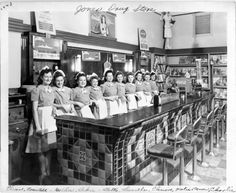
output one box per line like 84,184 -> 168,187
3,3 -> 232,187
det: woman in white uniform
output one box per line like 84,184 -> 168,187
115,71 -> 128,114
52,70 -> 77,116
125,72 -> 138,110
71,72 -> 95,119
101,69 -> 119,116
89,73 -> 108,119
25,66 -> 57,185
135,70 -> 147,108
143,71 -> 153,105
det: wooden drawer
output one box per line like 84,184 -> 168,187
9,120 -> 29,134
9,106 -> 25,122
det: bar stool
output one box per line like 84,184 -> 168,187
147,125 -> 189,185
214,106 -> 222,148
219,104 -> 227,141
198,109 -> 214,167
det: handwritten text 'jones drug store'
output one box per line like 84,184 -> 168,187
74,4 -> 157,14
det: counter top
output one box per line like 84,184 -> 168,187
56,94 -> 212,131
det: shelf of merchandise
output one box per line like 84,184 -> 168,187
210,53 -> 227,107
166,54 -> 210,89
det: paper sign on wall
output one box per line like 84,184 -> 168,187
35,11 -> 56,35
138,28 -> 149,51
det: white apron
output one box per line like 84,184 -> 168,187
136,91 -> 147,108
55,104 -> 77,116
126,94 -> 138,110
145,93 -> 153,106
37,106 -> 57,134
95,99 -> 108,119
117,98 -> 128,114
106,99 -> 119,116
80,105 -> 95,119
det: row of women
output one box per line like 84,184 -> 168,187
25,66 -> 159,184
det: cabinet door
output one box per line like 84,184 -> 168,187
9,132 -> 26,184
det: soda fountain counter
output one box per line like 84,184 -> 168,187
55,92 -> 213,185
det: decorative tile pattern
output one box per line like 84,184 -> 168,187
56,99 -> 209,185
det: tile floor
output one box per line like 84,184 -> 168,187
137,139 -> 226,186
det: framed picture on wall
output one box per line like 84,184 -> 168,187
112,53 -> 126,63
89,11 -> 116,40
82,50 -> 101,61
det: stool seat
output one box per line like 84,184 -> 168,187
147,143 -> 184,160
167,132 -> 185,143
186,135 -> 198,145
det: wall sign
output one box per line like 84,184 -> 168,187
112,53 -> 126,63
33,35 -> 62,60
138,28 -> 149,51
35,11 -> 56,35
81,51 -> 101,61
89,11 -> 116,39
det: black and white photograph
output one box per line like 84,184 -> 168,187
0,0 -> 236,192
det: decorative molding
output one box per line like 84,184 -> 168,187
56,30 -> 138,52
9,17 -> 227,56
9,18 -> 31,33
165,47 -> 227,55
149,47 -> 165,54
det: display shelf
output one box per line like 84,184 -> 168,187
9,94 -> 26,98
214,97 -> 227,100
213,86 -> 227,89
210,53 -> 227,106
212,65 -> 227,67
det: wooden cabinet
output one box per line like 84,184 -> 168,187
9,88 -> 29,185
21,32 -> 64,85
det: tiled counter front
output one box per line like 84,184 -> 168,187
56,95 -> 211,185
56,121 -> 117,185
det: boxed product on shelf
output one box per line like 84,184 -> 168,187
214,88 -> 227,98
213,67 -> 227,76
213,77 -> 227,87
210,54 -> 227,65
201,67 -> 208,76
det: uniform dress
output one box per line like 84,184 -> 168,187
72,87 -> 95,119
25,85 -> 57,153
101,82 -> 119,116
125,83 -> 138,110
116,82 -> 128,114
150,80 -> 159,95
135,81 -> 147,108
89,86 -> 108,119
143,81 -> 153,106
52,86 -> 77,116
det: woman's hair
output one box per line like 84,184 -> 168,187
52,70 -> 66,86
90,75 -> 99,83
100,15 -> 106,24
144,71 -> 150,77
135,70 -> 143,79
37,67 -> 53,85
104,69 -> 113,82
75,72 -> 86,86
114,71 -> 124,82
126,72 -> 134,83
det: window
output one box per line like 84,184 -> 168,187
195,13 -> 211,35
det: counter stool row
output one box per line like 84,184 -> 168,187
147,101 -> 227,185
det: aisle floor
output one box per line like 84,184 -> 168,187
137,140 -> 226,186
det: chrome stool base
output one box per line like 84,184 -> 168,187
199,161 -> 209,168
189,174 -> 201,182
208,151 -> 217,157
